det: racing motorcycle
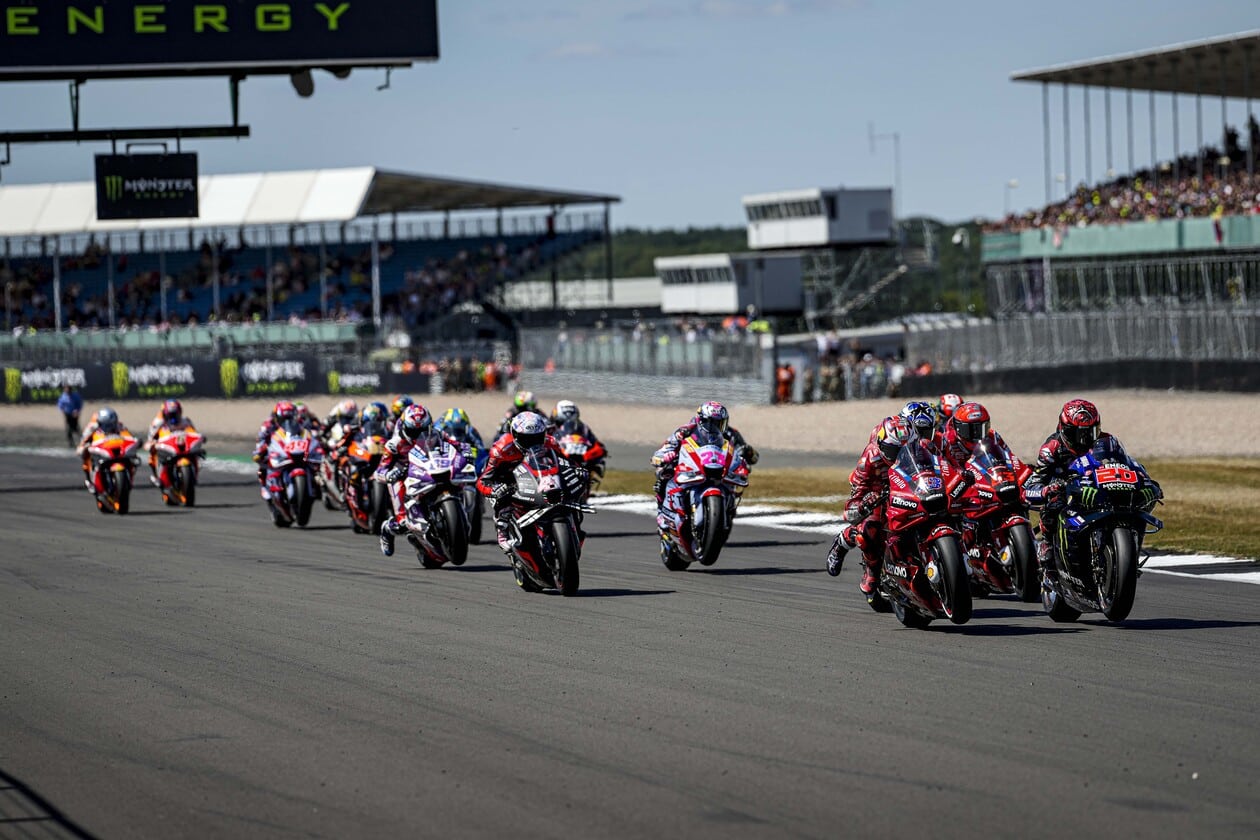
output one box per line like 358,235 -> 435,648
958,437 -> 1038,602
454,439 -> 487,545
344,429 -> 392,535
265,423 -> 324,528
653,428 -> 750,571
151,425 -> 206,507
318,422 -> 355,512
878,437 -> 972,628
392,440 -> 470,569
501,444 -> 594,595
1041,437 -> 1163,624
554,422 -> 608,502
87,429 -> 141,515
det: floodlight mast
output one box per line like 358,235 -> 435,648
868,122 -> 901,221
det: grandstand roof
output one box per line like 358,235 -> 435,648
0,167 -> 619,238
1012,30 -> 1260,97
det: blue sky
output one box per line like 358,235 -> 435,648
0,1 -> 1252,227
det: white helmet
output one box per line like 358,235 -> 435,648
510,411 -> 548,451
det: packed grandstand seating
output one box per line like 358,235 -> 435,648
2,229 -> 600,332
987,121 -> 1260,232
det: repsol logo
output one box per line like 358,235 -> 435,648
3,4 -> 354,36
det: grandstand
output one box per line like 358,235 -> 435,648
0,167 -> 618,337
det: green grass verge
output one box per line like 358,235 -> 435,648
602,458 -> 1260,559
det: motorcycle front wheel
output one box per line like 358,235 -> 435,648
933,536 -> 972,625
698,494 -> 726,566
116,471 -> 132,515
1099,527 -> 1139,622
177,464 -> 196,508
294,480 -> 313,527
439,497 -> 469,566
551,519 -> 580,596
369,481 -> 391,536
1007,523 -> 1038,603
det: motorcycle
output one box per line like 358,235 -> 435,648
319,422 -> 355,512
152,425 -> 206,507
653,428 -> 750,571
391,440 -> 470,569
87,430 -> 141,515
265,423 -> 324,528
555,422 -> 608,502
878,437 -> 972,628
1041,436 -> 1163,624
501,444 -> 594,595
344,429 -> 392,535
450,439 -> 486,545
958,437 -> 1038,602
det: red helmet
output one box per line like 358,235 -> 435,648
946,402 -> 991,454
876,416 -> 910,463
937,393 -> 963,424
161,398 -> 182,423
273,400 -> 297,426
1058,399 -> 1100,453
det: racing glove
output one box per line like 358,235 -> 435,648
385,465 -> 407,483
742,445 -> 760,466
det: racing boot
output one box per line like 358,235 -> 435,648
1036,536 -> 1058,583
379,518 -> 404,557
494,502 -> 519,554
826,525 -> 857,576
859,561 -> 881,595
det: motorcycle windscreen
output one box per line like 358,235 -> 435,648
894,440 -> 946,513
519,447 -> 565,503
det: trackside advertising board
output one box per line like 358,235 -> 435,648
96,153 -> 199,220
0,1 -> 440,81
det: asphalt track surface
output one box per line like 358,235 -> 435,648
2,453 -> 1260,839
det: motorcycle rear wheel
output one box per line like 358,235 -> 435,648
662,545 -> 691,572
893,599 -> 932,629
1008,523 -> 1038,603
551,520 -> 580,596
934,536 -> 972,625
1100,527 -> 1139,622
698,494 -> 726,566
369,482 -> 391,536
468,493 -> 484,544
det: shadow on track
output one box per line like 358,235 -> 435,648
586,531 -> 654,539
1089,617 -> 1260,631
726,539 -> 825,549
184,502 -> 255,510
0,767 -> 99,839
577,588 -> 676,598
699,567 -> 825,576
971,607 -> 1041,620
0,484 -> 89,494
952,624 -> 1086,637
455,563 -> 511,573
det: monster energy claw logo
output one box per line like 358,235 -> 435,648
327,371 -> 340,394
4,368 -> 19,403
111,362 -> 130,398
104,175 -> 123,202
220,358 -> 240,398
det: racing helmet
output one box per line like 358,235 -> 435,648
510,411 -> 548,452
1058,398 -> 1100,453
947,402 -> 991,454
391,395 -> 414,420
96,407 -> 120,434
876,416 -> 910,463
696,401 -> 729,436
335,399 -> 359,422
899,400 -> 937,441
294,402 -> 311,424
398,404 -> 432,442
273,400 -> 297,426
552,400 -> 579,425
513,390 -> 538,412
360,403 -> 387,435
161,399 -> 182,424
442,407 -> 470,437
936,393 -> 963,425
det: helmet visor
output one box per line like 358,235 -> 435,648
515,430 -> 545,451
1064,423 -> 1099,450
955,419 -> 990,443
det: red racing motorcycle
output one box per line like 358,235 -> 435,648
958,437 -> 1038,602
501,445 -> 594,595
879,437 -> 972,628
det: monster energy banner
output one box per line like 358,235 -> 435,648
95,153 -> 199,220
218,357 -> 315,397
3,366 -> 95,403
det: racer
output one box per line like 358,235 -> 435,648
651,401 -> 760,508
1023,399 -> 1161,580
387,395 -> 414,435
898,400 -> 938,445
477,412 -> 567,553
322,399 -> 359,442
496,390 -> 539,437
548,400 -> 602,445
252,400 -> 298,499
376,404 -> 464,557
437,407 -> 486,453
295,402 -> 323,435
824,415 -> 910,604
144,398 -> 198,485
935,394 -> 963,432
77,407 -> 131,487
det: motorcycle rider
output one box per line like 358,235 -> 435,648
77,407 -> 131,488
437,407 -> 486,453
388,395 -> 415,435
323,399 -> 359,441
1023,399 -> 1161,580
295,402 -> 323,435
824,415 -> 910,603
651,401 -> 760,508
898,400 -> 938,445
478,411 -> 567,553
496,390 -> 539,437
936,394 -> 963,431
377,404 -> 465,557
144,398 -> 198,485
252,400 -> 299,499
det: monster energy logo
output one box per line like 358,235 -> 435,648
220,358 -> 240,398
1079,486 -> 1097,508
327,370 -> 340,394
111,361 -> 130,397
4,368 -> 19,403
104,175 -> 123,202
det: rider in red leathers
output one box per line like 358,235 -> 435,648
144,398 -> 197,485
825,415 -> 909,604
478,412 -> 567,552
1023,399 -> 1161,580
